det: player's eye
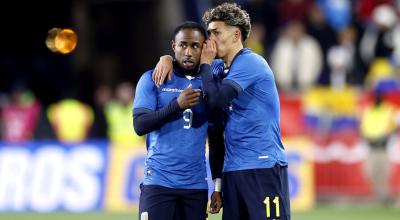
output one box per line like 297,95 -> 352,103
193,44 -> 199,49
179,43 -> 187,48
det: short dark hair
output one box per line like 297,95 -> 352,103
202,3 -> 251,42
173,21 -> 207,40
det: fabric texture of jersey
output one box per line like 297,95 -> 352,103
133,70 -> 208,189
221,48 -> 288,171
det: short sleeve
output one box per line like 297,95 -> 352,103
224,54 -> 262,92
133,70 -> 157,111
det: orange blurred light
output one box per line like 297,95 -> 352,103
45,28 -> 78,54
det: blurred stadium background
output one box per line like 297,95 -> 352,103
1,0 -> 400,219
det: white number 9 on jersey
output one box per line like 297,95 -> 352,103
182,109 -> 193,129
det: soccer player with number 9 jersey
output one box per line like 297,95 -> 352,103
133,21 -> 224,220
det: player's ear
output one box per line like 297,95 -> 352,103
234,29 -> 241,42
171,40 -> 176,52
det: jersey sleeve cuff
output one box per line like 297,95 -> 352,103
222,79 -> 242,95
170,98 -> 182,111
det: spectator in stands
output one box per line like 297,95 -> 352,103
359,4 -> 397,68
356,0 -> 394,23
278,0 -> 312,25
47,90 -> 94,143
361,91 -> 397,203
392,18 -> 400,67
105,81 -> 144,147
272,20 -> 323,92
327,26 -> 364,89
245,22 -> 266,57
365,58 -> 399,93
306,2 -> 337,85
89,85 -> 112,139
317,0 -> 352,31
1,83 -> 41,143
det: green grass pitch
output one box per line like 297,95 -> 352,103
0,205 -> 399,220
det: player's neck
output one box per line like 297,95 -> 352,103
177,67 -> 198,77
224,43 -> 243,68
184,72 -> 197,77
174,62 -> 198,77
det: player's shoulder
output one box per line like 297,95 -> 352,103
137,69 -> 155,82
239,48 -> 266,63
140,69 -> 154,79
136,69 -> 156,88
234,49 -> 268,70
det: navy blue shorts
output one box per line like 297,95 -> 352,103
138,184 -> 208,220
222,165 -> 291,220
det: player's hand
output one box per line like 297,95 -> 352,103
209,191 -> 222,214
153,55 -> 174,87
177,84 -> 201,109
201,40 -> 217,65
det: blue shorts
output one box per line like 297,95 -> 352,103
138,184 -> 208,220
222,165 -> 291,220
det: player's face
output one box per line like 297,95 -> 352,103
172,29 -> 205,71
207,21 -> 239,59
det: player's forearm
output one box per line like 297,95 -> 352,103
199,64 -> 238,109
208,124 -> 225,180
133,100 -> 181,136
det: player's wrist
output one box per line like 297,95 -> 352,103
213,178 -> 222,192
171,99 -> 183,111
200,60 -> 212,65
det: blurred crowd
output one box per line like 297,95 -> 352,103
0,0 -> 399,148
0,1 -> 399,144
240,0 -> 400,145
0,81 -> 144,147
243,0 -> 400,91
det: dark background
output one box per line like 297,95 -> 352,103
0,0 -> 163,106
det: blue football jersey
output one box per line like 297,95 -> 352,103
133,70 -> 209,189
222,48 -> 288,172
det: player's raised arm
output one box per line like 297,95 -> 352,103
199,40 -> 238,109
